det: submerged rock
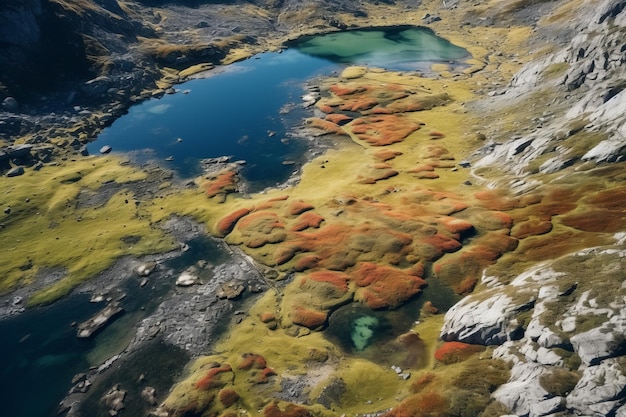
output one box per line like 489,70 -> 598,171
77,302 -> 124,338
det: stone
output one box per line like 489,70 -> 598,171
1,97 -> 18,112
175,268 -> 200,286
77,302 -> 124,338
216,280 -> 245,299
99,145 -> 112,154
567,358 -> 626,416
134,261 -> 157,277
6,166 -> 24,177
141,386 -> 157,406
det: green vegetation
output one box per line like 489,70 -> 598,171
0,156 -> 177,305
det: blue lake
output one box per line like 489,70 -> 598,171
5,27 -> 469,417
88,27 -> 468,191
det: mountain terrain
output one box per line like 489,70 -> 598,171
1,1 -> 625,417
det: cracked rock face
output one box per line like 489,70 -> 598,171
442,237 -> 626,417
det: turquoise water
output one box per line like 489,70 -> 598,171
294,26 -> 469,70
88,27 -> 468,191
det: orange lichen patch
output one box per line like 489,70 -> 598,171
255,195 -> 289,210
434,341 -> 485,364
259,311 -> 276,323
305,118 -> 348,136
237,211 -> 286,248
421,233 -> 463,255
263,401 -> 312,417
329,83 -> 368,96
256,367 -> 277,384
325,113 -> 352,125
238,353 -> 267,370
511,218 -> 553,239
218,389 -> 240,407
216,208 -> 252,237
289,305 -> 328,329
383,92 -> 452,113
287,200 -> 315,216
317,104 -> 333,113
357,169 -> 399,184
374,149 -> 403,161
434,234 -> 518,293
429,131 -> 446,139
351,262 -> 426,309
292,254 -> 321,271
407,164 -> 436,173
561,209 -> 625,233
350,115 -> 423,146
339,96 -> 379,112
440,217 -> 474,234
304,270 -> 350,292
204,170 -> 238,198
410,372 -> 436,393
382,391 -> 449,417
195,364 -> 233,390
277,221 -> 415,271
422,144 -> 453,160
467,209 -> 514,231
585,185 -> 626,210
289,211 -> 325,232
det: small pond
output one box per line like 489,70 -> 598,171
88,26 -> 468,191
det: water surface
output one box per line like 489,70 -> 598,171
88,27 -> 468,191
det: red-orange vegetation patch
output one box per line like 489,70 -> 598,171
304,270 -> 350,292
434,341 -> 485,364
351,262 -> 426,309
195,364 -> 233,390
441,217 -> 474,234
383,391 -> 449,417
238,353 -> 267,370
325,113 -> 352,125
511,218 -> 553,239
357,169 -> 399,184
423,144 -> 453,160
287,200 -> 315,216
305,118 -> 348,136
561,209 -> 626,233
290,212 -> 325,232
216,208 -> 252,237
292,254 -> 321,271
410,372 -> 436,394
329,84 -> 368,96
351,115 -> 422,146
255,195 -> 289,210
218,389 -> 240,408
586,185 -> 626,210
407,164 -> 435,173
471,210 -> 514,230
259,311 -> 276,323
374,149 -> 403,161
204,170 -> 238,198
256,367 -> 277,384
263,401 -> 312,417
237,211 -> 286,248
429,131 -> 446,139
289,305 -> 328,329
317,104 -> 334,113
339,96 -> 379,112
420,232 -> 463,254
